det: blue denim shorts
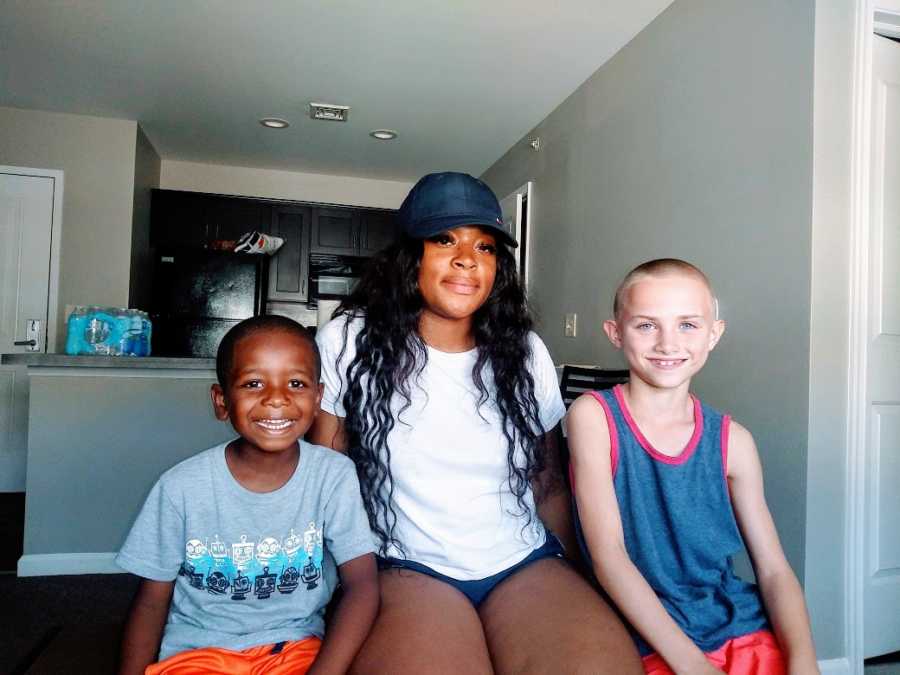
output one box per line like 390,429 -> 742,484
377,536 -> 565,607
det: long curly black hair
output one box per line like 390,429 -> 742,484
333,233 -> 549,556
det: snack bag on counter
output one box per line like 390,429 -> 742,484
65,307 -> 152,356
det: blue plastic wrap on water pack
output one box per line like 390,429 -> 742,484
65,307 -> 152,356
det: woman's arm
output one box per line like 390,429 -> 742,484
533,424 -> 597,576
308,553 -> 379,675
568,395 -> 722,675
726,422 -> 819,674
118,578 -> 174,675
308,411 -> 347,453
533,424 -> 581,560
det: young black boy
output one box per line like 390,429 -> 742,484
117,315 -> 377,675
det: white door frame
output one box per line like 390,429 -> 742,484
845,1 -> 900,672
0,166 -> 64,351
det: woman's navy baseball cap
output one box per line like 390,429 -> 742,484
398,172 -> 518,247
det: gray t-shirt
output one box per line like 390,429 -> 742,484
116,440 -> 373,660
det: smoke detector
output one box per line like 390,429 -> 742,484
309,102 -> 350,122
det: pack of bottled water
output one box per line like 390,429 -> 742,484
65,307 -> 152,356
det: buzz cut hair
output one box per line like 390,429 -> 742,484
613,258 -> 718,319
215,315 -> 320,388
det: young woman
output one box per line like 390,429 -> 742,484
309,172 -> 640,673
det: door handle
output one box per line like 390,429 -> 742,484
17,319 -> 42,351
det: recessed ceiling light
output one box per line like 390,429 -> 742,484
259,118 -> 290,129
369,129 -> 398,140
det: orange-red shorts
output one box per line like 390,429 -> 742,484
145,636 -> 322,675
642,630 -> 785,675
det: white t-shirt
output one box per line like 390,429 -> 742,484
316,314 -> 565,580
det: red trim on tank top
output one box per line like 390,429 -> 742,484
588,391 -> 620,478
612,384 -> 703,465
721,414 -> 732,489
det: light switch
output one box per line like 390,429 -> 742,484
564,313 -> 577,338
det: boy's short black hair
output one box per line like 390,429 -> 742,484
215,315 -> 320,388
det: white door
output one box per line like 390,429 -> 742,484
0,171 -> 56,492
864,34 -> 900,659
500,181 -> 532,288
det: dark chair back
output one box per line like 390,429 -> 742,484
559,365 -> 629,408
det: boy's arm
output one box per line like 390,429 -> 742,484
567,394 -> 723,675
118,578 -> 174,675
308,553 -> 379,675
727,422 -> 819,674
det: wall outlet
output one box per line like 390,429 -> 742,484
564,312 -> 577,337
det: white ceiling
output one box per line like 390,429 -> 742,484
0,1 -> 674,181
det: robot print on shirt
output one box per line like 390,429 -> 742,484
277,528 -> 303,594
183,538 -> 209,589
175,523 -> 325,601
231,570 -> 251,600
300,521 -> 324,589
232,535 -> 255,569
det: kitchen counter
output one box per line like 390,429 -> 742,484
1,353 -> 214,369
8,353 -> 234,576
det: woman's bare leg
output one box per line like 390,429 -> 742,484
479,557 -> 642,675
349,568 -> 493,675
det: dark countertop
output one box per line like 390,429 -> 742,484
0,353 -> 215,369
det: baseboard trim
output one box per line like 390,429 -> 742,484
818,657 -> 851,675
18,552 -> 120,576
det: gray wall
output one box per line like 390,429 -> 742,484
483,0 -> 816,643
130,125 -> 161,312
24,371 -> 233,554
0,106 -> 138,351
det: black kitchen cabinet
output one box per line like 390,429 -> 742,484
150,190 -> 272,248
205,196 -> 271,243
310,207 -> 360,256
150,189 -> 208,248
310,206 -> 397,257
267,205 -> 311,303
149,189 -> 397,305
359,210 -> 398,255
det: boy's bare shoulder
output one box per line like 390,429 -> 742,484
724,418 -> 756,449
722,417 -> 763,478
568,391 -> 608,421
566,393 -> 612,451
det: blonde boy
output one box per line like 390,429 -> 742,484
568,259 -> 818,675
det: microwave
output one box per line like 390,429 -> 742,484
308,253 -> 364,304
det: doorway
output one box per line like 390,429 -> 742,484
844,2 -> 900,672
499,181 -> 533,289
0,167 -> 63,493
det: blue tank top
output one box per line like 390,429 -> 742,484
574,385 -> 769,655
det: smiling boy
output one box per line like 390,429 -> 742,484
568,259 -> 818,674
116,316 -> 377,675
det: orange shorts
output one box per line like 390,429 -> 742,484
145,636 -> 322,675
642,630 -> 785,675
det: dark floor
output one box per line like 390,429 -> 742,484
0,493 -> 25,573
0,492 -> 136,673
1,495 -> 899,673
868,652 -> 900,675
1,572 -> 139,674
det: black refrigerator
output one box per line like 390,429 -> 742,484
150,249 -> 269,357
